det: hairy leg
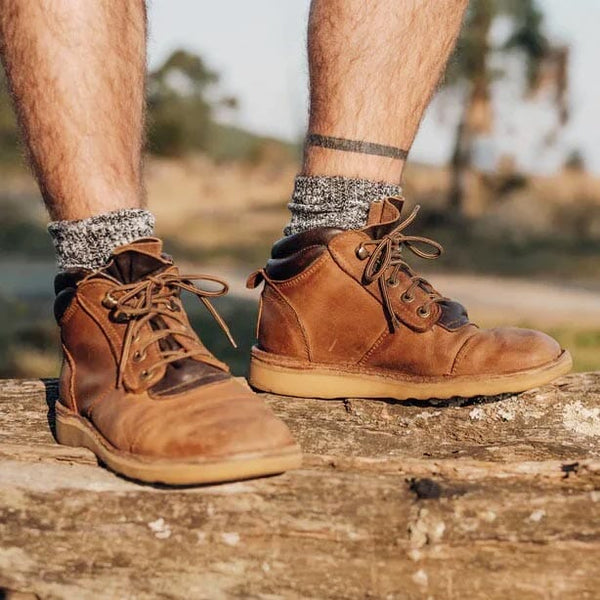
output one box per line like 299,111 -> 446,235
304,0 -> 468,184
0,0 -> 147,220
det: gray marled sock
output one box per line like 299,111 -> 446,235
48,208 -> 156,270
284,175 -> 402,236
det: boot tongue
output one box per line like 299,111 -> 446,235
363,197 -> 404,239
101,238 -> 229,394
101,237 -> 172,284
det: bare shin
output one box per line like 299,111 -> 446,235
0,0 -> 147,220
304,0 -> 468,183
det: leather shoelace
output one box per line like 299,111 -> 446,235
102,271 -> 236,387
357,205 -> 445,332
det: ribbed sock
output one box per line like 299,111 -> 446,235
284,175 -> 402,236
48,208 -> 155,270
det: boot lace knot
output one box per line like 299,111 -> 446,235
356,205 -> 445,331
101,271 -> 236,387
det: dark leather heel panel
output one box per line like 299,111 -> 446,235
267,227 -> 344,280
266,246 -> 326,280
271,228 -> 343,259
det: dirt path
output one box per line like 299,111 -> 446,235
425,274 -> 600,328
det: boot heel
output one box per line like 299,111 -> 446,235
249,351 -> 360,399
54,403 -> 88,448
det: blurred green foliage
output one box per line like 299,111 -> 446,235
146,49 -> 297,162
147,49 -> 217,156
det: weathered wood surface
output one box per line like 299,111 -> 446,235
2,374 -> 600,599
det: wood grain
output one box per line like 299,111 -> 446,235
1,375 -> 600,599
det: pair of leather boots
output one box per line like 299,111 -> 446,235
54,197 -> 571,484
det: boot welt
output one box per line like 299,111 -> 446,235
54,402 -> 302,486
249,346 -> 573,401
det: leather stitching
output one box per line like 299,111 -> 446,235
60,298 -> 78,325
77,291 -> 122,362
263,284 -> 310,361
267,244 -> 326,279
252,348 -> 450,380
130,412 -> 155,454
61,344 -> 78,412
358,328 -> 391,365
147,373 -> 227,397
147,377 -> 238,402
272,252 -> 330,289
85,386 -> 115,420
450,332 -> 480,375
329,234 -> 438,332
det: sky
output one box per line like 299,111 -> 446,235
147,0 -> 600,175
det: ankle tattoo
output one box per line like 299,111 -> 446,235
306,134 -> 409,160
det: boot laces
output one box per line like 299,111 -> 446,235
357,205 -> 446,331
101,271 -> 236,387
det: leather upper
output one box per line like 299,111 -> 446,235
56,238 -> 295,459
248,198 -> 562,377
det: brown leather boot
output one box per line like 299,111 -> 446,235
247,197 -> 572,400
54,238 -> 300,484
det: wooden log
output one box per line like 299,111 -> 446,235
1,374 -> 600,599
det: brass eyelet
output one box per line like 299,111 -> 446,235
401,292 -> 415,304
140,369 -> 154,381
168,299 -> 180,312
387,278 -> 399,288
417,306 -> 431,318
112,311 -> 129,323
133,350 -> 147,363
355,245 -> 369,260
102,292 -> 118,309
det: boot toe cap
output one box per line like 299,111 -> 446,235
452,327 -> 562,377
136,395 -> 296,460
93,380 -> 296,460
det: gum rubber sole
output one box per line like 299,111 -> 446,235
55,403 -> 302,486
249,347 -> 573,401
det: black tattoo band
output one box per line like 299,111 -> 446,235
306,134 -> 409,160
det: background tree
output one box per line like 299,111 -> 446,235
146,49 -> 293,163
147,49 -> 222,156
444,0 -> 570,213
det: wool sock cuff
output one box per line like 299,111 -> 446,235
284,175 -> 402,236
48,208 -> 156,270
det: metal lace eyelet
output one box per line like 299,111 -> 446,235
168,299 -> 180,312
102,292 -> 118,309
133,350 -> 147,363
112,311 -> 129,323
355,245 -> 369,260
140,369 -> 155,381
417,305 -> 431,318
401,292 -> 415,304
387,278 -> 399,288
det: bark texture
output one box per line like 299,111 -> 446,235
1,374 -> 600,599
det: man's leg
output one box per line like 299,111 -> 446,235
0,0 -> 145,221
0,0 -> 155,270
0,1 -> 300,484
286,0 -> 467,234
249,0 -> 572,400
